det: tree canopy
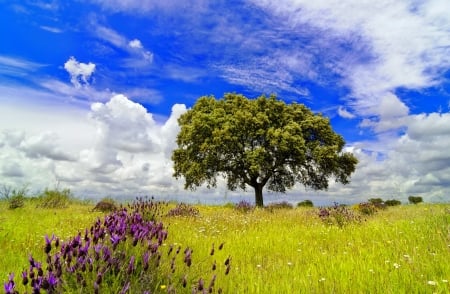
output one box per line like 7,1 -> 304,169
172,93 -> 358,207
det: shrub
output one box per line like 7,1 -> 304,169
8,195 -> 25,209
166,203 -> 200,217
297,200 -> 314,207
266,201 -> 293,211
318,203 -> 361,227
93,197 -> 118,212
356,202 -> 378,216
385,199 -> 401,206
2,185 -> 29,209
234,200 -> 254,213
408,196 -> 423,204
36,188 -> 73,209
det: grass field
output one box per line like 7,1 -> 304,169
0,199 -> 449,293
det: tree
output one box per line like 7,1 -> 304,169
408,196 -> 423,204
172,93 -> 358,207
297,200 -> 314,207
385,199 -> 401,206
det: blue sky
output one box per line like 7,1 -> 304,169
1,0 -> 450,205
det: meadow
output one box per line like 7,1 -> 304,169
0,196 -> 449,293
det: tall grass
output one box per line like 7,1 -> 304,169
1,200 -> 449,293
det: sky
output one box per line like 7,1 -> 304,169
1,0 -> 450,205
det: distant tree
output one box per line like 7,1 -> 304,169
408,196 -> 423,205
368,198 -> 383,205
385,199 -> 401,206
172,93 -> 358,207
297,200 -> 314,207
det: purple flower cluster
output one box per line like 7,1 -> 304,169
166,203 -> 200,217
318,203 -> 361,227
4,205 -> 168,293
234,200 -> 254,213
4,198 -> 232,293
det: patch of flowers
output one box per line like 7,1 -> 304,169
3,198 -> 230,293
318,203 -> 361,227
166,203 -> 200,217
234,200 -> 254,213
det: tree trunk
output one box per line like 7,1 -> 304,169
254,184 -> 264,207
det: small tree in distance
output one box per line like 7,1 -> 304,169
297,200 -> 314,207
408,196 -> 423,204
172,93 -> 358,207
385,199 -> 401,206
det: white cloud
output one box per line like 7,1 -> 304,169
93,25 -> 153,66
64,56 -> 96,88
0,55 -> 44,76
40,25 -> 63,33
0,94 -> 188,198
250,0 -> 450,129
18,132 -> 77,161
129,39 -> 143,49
1,162 -> 24,177
337,106 -> 355,119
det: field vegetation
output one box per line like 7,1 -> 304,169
0,193 -> 449,293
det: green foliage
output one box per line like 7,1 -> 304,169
172,93 -> 358,207
368,198 -> 383,205
385,199 -> 401,206
297,199 -> 314,207
408,195 -> 423,204
36,188 -> 73,209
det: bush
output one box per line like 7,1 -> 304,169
93,197 -> 118,212
1,185 -> 29,209
266,201 -> 293,211
36,188 -> 73,209
297,200 -> 314,207
318,203 -> 361,227
356,202 -> 378,216
408,196 -> 423,204
234,200 -> 254,213
166,203 -> 200,217
385,199 -> 401,206
8,195 -> 25,209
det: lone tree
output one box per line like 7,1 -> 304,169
172,93 -> 358,207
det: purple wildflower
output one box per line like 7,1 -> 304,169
127,256 -> 135,275
22,270 -> 29,285
119,281 -> 130,294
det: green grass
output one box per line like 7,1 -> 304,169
1,200 -> 449,293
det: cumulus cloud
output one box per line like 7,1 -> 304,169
18,132 -> 77,161
2,162 -> 24,177
0,94 -> 188,198
64,56 -> 96,88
